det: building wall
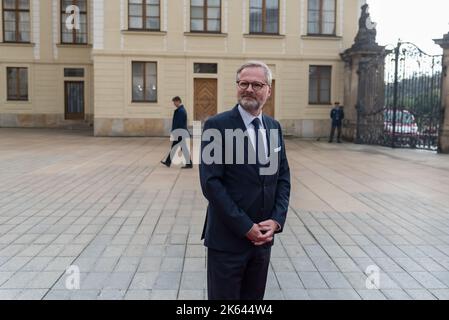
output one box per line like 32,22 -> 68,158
0,0 -> 94,128
0,0 -> 363,136
93,0 -> 361,137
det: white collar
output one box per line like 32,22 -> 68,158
238,104 -> 264,128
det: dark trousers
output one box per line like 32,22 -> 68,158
164,137 -> 192,166
207,246 -> 271,300
329,125 -> 342,142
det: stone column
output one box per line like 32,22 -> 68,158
341,49 -> 384,141
340,4 -> 384,142
434,32 -> 449,153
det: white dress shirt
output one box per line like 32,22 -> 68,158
238,105 -> 268,158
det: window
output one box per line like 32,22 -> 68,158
249,0 -> 279,34
128,0 -> 160,30
7,67 -> 28,101
64,68 -> 84,77
308,0 -> 336,35
2,0 -> 30,42
309,66 -> 331,104
61,0 -> 88,44
132,62 -> 157,102
194,63 -> 217,74
190,0 -> 221,33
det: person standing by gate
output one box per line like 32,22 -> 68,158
329,102 -> 345,143
161,96 -> 193,169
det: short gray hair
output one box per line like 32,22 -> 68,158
236,61 -> 273,86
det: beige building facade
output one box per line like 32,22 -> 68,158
0,0 -> 365,137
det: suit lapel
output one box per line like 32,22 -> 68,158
230,105 -> 248,133
262,114 -> 273,158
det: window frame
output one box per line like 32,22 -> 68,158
64,68 -> 85,77
131,61 -> 158,103
6,66 -> 29,101
128,0 -> 161,31
307,0 -> 337,36
249,0 -> 280,35
2,0 -> 31,43
60,0 -> 88,44
194,63 -> 218,74
190,0 -> 222,34
309,65 -> 332,105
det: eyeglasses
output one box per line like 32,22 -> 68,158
236,81 -> 268,92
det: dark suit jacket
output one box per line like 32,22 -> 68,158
172,105 -> 188,132
200,105 -> 291,253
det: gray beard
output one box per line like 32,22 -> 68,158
239,97 -> 261,112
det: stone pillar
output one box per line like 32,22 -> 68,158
340,4 -> 384,142
340,52 -> 359,141
434,32 -> 449,153
341,50 -> 384,141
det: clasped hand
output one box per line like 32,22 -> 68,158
246,220 -> 278,246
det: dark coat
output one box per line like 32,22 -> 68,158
330,107 -> 345,127
171,105 -> 188,132
199,105 -> 291,253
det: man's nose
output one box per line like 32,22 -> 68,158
245,84 -> 255,93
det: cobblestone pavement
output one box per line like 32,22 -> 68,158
1,128 -> 449,300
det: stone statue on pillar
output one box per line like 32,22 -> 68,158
352,4 -> 380,52
340,4 -> 385,142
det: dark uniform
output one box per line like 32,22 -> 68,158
329,106 -> 345,143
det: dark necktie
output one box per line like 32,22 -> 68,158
251,118 -> 267,166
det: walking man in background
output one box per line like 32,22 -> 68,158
329,102 -> 345,143
200,61 -> 291,300
161,96 -> 193,169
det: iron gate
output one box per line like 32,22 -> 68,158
356,41 -> 443,151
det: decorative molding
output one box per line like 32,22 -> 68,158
242,0 -> 247,34
121,30 -> 167,36
301,35 -> 343,41
0,43 -> 36,47
89,0 -> 94,45
184,32 -> 227,37
243,34 -> 285,39
223,0 -> 228,34
163,0 -> 168,32
300,0 -> 305,54
281,0 -> 286,35
52,0 -> 58,59
120,0 -> 125,49
56,44 -> 93,48
242,0 -> 247,53
184,0 -> 188,33
339,0 -> 345,37
32,0 -> 40,59
224,0 -> 228,52
93,0 -> 104,50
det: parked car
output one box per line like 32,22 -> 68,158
383,108 -> 419,147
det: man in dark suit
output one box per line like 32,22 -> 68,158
329,102 -> 345,143
199,61 -> 291,300
161,96 -> 193,169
